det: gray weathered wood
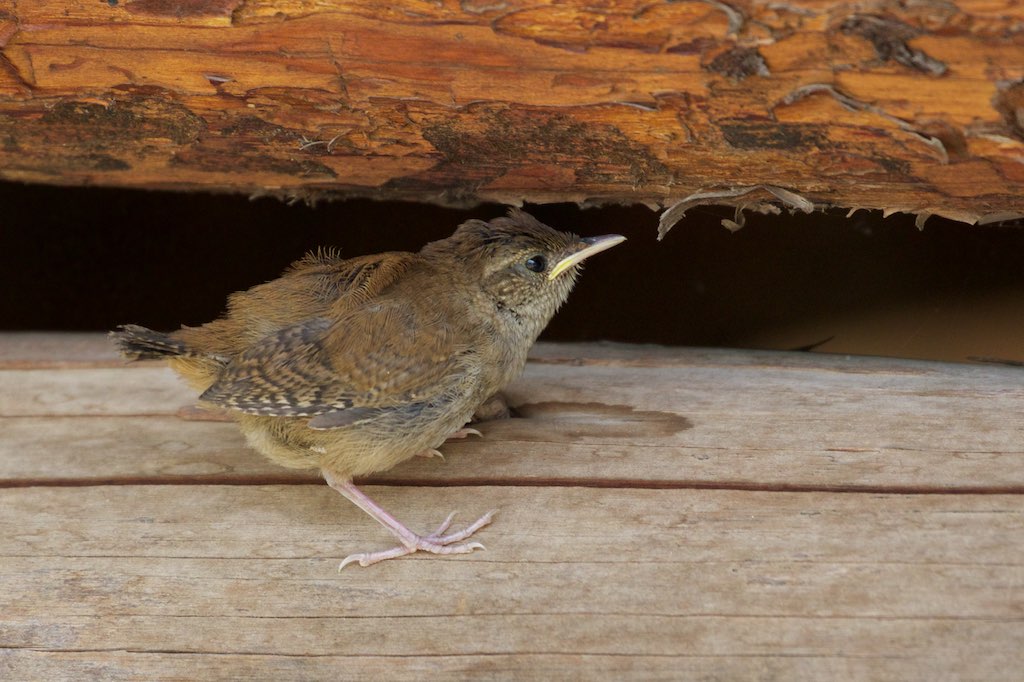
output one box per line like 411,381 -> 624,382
3,341 -> 1023,490
1,333 -> 1021,680
1,486 -> 1022,680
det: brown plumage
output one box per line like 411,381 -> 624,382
113,209 -> 624,568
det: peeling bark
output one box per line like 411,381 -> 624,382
0,0 -> 1020,221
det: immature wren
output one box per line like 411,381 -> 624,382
113,209 -> 625,568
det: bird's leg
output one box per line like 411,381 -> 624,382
323,471 -> 494,570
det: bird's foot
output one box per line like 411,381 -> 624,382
473,392 -> 512,422
414,448 -> 445,460
338,510 -> 495,570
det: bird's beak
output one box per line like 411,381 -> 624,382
548,234 -> 627,280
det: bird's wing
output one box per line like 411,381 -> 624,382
174,251 -> 419,359
198,296 -> 468,426
284,248 -> 415,310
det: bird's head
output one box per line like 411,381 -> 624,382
422,208 -> 625,334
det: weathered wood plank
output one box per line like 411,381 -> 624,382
0,368 -> 192,417
1,486 -> 1021,679
0,417 -> 290,483
0,1 -> 1021,219
0,332 -> 126,369
5,486 -> 1020,568
4,406 -> 1023,490
7,651 -> 1007,682
3,343 -> 1022,490
2,335 -> 1022,678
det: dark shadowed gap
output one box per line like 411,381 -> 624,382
2,181 -> 1022,363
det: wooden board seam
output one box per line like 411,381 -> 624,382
1,476 -> 1021,496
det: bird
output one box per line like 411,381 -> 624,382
112,208 -> 625,569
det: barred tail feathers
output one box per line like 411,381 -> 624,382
111,324 -> 196,361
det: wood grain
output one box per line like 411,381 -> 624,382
0,1 -> 1021,222
4,341 -> 1023,490
1,333 -> 1022,679
1,486 -> 1022,680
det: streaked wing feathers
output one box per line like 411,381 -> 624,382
199,297 -> 463,421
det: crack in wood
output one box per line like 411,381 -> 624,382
2,475 -> 1021,496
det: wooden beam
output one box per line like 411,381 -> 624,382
0,1 -> 1021,225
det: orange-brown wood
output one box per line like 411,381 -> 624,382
0,1 -> 1022,222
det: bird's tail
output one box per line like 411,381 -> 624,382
110,324 -> 195,361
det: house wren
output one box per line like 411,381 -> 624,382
113,209 -> 625,568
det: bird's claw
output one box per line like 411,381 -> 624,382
447,427 -> 482,440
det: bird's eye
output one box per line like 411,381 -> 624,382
525,255 -> 547,273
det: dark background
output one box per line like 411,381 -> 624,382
2,181 -> 1022,363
